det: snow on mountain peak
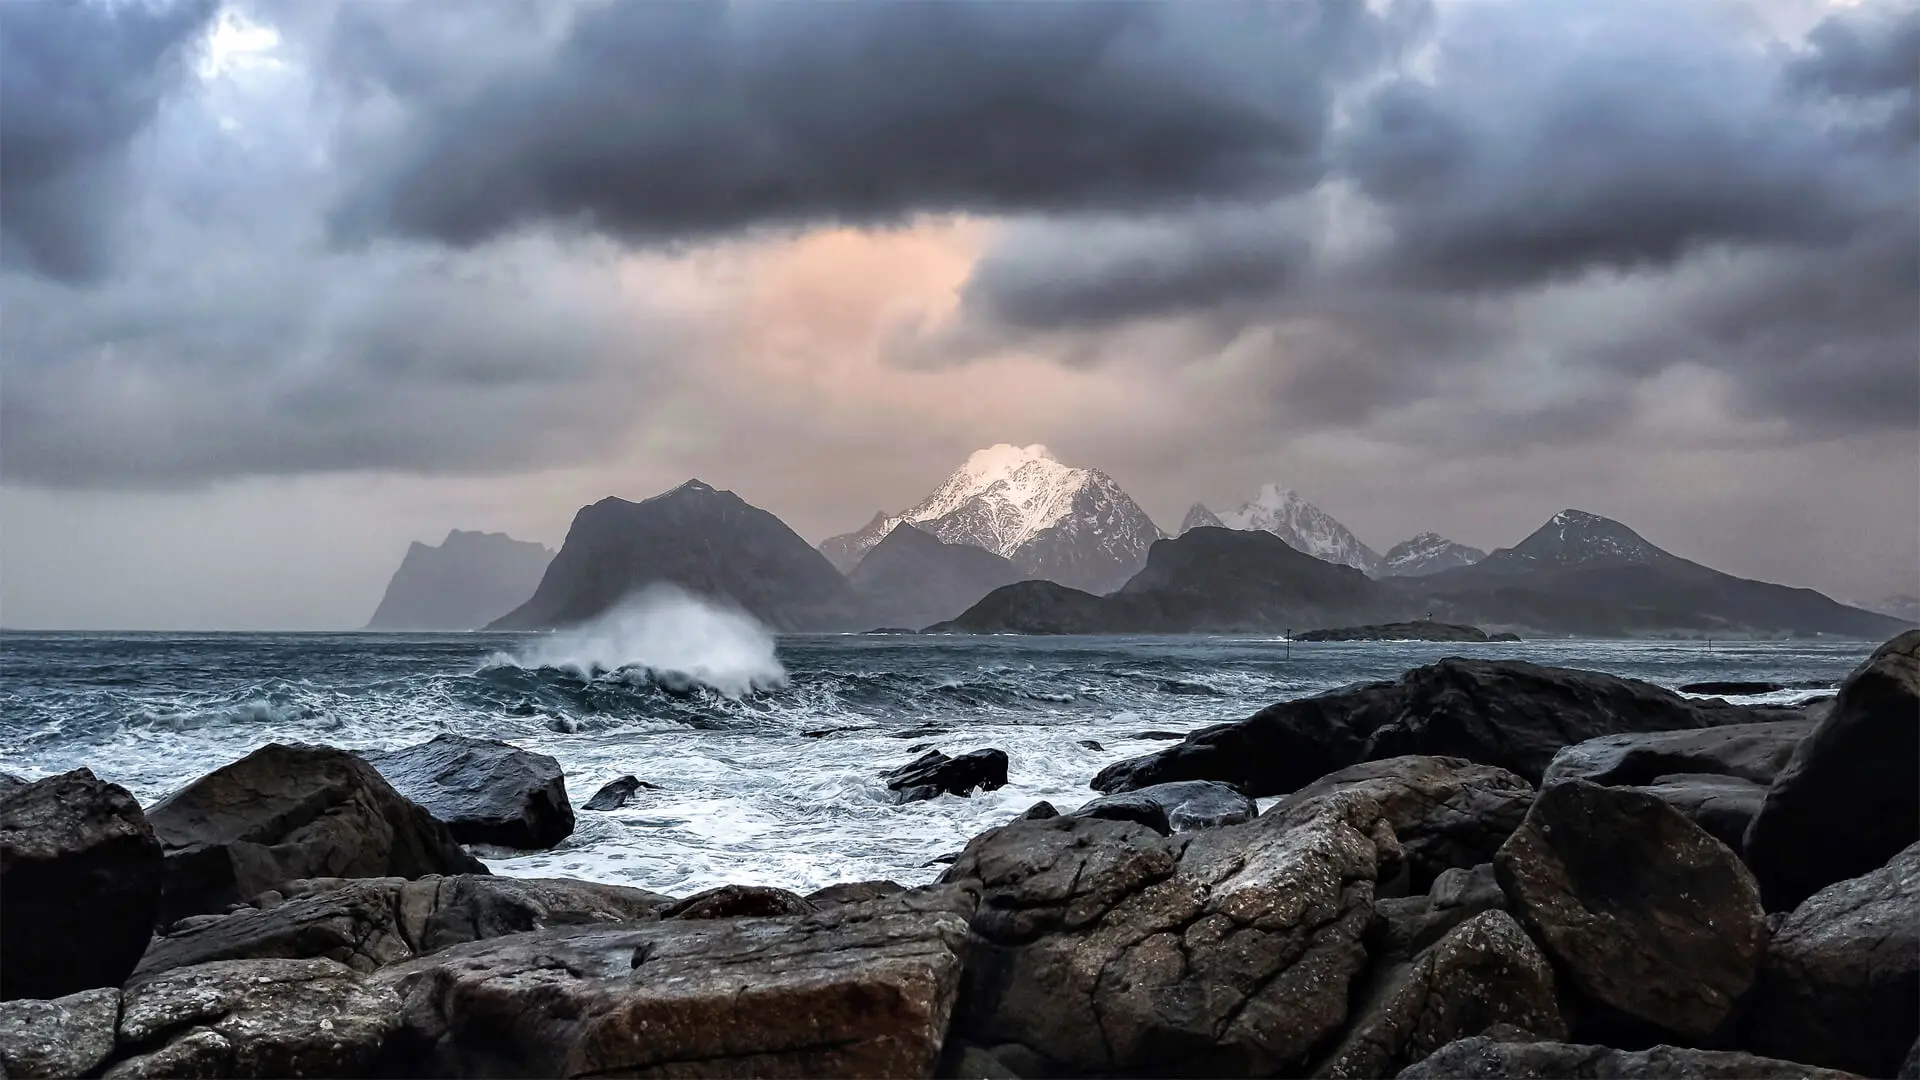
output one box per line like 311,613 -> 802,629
1383,531 -> 1487,576
1203,485 -> 1382,574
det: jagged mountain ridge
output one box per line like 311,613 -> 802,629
1181,485 -> 1383,574
488,481 -> 866,632
819,444 -> 1163,594
366,530 -> 553,630
1382,532 -> 1487,577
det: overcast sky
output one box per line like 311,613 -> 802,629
2,0 -> 1915,629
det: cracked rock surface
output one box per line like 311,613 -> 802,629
0,987 -> 122,1078
944,791 -> 1398,1077
1399,1037 -> 1866,1079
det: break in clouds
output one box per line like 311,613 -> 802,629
0,0 -> 1915,616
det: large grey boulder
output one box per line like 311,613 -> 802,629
0,769 -> 164,1000
1398,1037 -> 1865,1079
377,887 -> 972,1077
1542,720 -> 1814,788
943,792 -> 1400,1076
360,734 -> 574,850
1744,631 -> 1920,910
1078,779 -> 1257,832
135,874 -> 670,979
145,743 -> 487,923
0,988 -> 120,1079
1741,841 -> 1919,1078
1312,910 -> 1565,1079
1627,774 -> 1767,853
1269,757 -> 1535,891
1495,780 -> 1766,1043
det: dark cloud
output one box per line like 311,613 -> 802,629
328,0 -> 1420,247
0,0 -> 217,282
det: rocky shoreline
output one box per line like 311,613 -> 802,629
2,632 -> 1915,1079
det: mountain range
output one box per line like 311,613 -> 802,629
365,530 -> 553,631
368,444 -> 1910,640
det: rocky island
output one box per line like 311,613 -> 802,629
1294,619 -> 1520,642
1,631 -> 1913,1079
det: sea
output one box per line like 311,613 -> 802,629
0,591 -> 1866,898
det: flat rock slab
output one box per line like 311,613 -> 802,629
360,734 -> 575,850
0,988 -> 121,1079
1628,774 -> 1766,853
1742,841 -> 1920,1078
945,792 -> 1398,1077
1496,780 -> 1766,1043
1399,1037 -> 1866,1079
0,768 -> 163,1000
378,887 -> 973,1078
1542,721 -> 1814,788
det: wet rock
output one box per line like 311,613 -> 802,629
1496,780 -> 1767,1043
377,887 -> 972,1077
360,734 -> 574,849
1312,911 -> 1565,1078
1370,863 -> 1509,965
0,772 -> 24,789
0,988 -> 120,1079
581,774 -> 657,811
939,1042 -> 1026,1079
805,880 -> 906,907
1901,1037 -> 1920,1080
1744,630 -> 1920,910
1070,791 -> 1171,834
1628,774 -> 1766,852
1078,740 -> 1105,751
1270,757 -> 1535,891
106,958 -> 398,1079
1542,721 -> 1814,789
1741,841 -> 1919,1078
1019,801 -> 1059,820
1140,780 -> 1259,830
134,874 -> 671,979
944,792 -> 1398,1076
0,768 -> 164,1000
1132,730 -> 1187,741
1094,658 -> 1770,796
660,883 -> 816,920
1679,681 -> 1788,696
1399,1037 -> 1865,1079
885,748 -> 1009,803
145,743 -> 487,924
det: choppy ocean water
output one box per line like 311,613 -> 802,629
0,594 -> 1868,896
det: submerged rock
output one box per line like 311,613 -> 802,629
1311,910 -> 1565,1078
659,883 -> 816,920
1399,1037 -> 1865,1079
1270,756 -> 1534,891
144,744 -> 487,924
885,748 -> 1009,802
377,887 -> 972,1077
0,768 -> 164,1000
943,792 -> 1398,1076
1093,658 -> 1770,796
804,880 -> 905,907
1744,630 -> 1919,910
135,874 -> 670,979
1742,841 -> 1920,1078
0,988 -> 120,1079
360,734 -> 574,849
581,774 -> 656,811
1495,780 -> 1766,1043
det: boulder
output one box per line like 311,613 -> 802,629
1269,757 -> 1534,891
943,792 -> 1399,1076
0,988 -> 120,1079
1311,911 -> 1566,1079
1542,721 -> 1814,788
1744,631 -> 1920,910
1399,1037 -> 1865,1079
144,743 -> 488,924
1678,681 -> 1787,696
1627,774 -> 1767,853
1093,658 -> 1771,796
885,748 -> 1009,803
360,734 -> 574,849
1106,780 -> 1258,831
1495,780 -> 1767,1043
805,880 -> 906,907
1741,841 -> 1919,1078
1901,1037 -> 1920,1080
377,887 -> 972,1077
1070,791 -> 1171,834
659,883 -> 816,920
582,775 -> 656,811
1019,801 -> 1059,820
106,958 -> 398,1079
134,874 -> 670,979
0,769 -> 164,999
1370,863 -> 1509,965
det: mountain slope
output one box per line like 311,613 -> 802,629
489,481 -> 865,632
366,530 -> 553,630
1382,532 -> 1487,577
819,444 -> 1162,594
848,523 -> 1029,629
1179,503 -> 1224,532
1184,485 -> 1382,574
1412,509 -> 1908,638
933,527 -> 1406,633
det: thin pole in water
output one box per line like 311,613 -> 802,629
1286,629 -> 1292,660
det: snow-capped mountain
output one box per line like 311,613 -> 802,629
1178,504 -> 1224,532
1181,485 -> 1382,574
1381,532 -> 1487,577
1489,508 -> 1665,568
819,444 -> 1163,594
